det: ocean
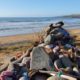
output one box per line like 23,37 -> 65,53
0,17 -> 80,36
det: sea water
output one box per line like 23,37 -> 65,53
0,17 -> 80,36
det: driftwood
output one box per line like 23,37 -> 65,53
39,70 -> 77,80
0,63 -> 9,73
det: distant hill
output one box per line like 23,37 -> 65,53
62,14 -> 80,18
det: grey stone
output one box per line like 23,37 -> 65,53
30,47 -> 52,70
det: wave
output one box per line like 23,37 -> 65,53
0,17 -> 56,23
0,17 -> 79,23
0,17 -> 80,36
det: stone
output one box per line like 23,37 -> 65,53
30,47 -> 52,70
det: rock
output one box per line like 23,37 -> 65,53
30,47 -> 52,70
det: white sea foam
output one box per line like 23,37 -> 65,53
0,17 -> 80,36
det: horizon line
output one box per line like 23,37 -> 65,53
0,13 -> 80,18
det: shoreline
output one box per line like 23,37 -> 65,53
0,28 -> 80,63
0,28 -> 80,36
0,29 -> 80,45
0,27 -> 80,38
0,28 -> 80,44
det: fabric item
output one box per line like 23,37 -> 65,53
0,70 -> 13,80
45,27 -> 70,45
19,73 -> 29,80
59,56 -> 73,68
54,56 -> 73,71
0,77 -> 13,80
67,70 -> 80,79
1,71 -> 13,76
54,60 -> 63,71
13,66 -> 29,80
50,28 -> 70,43
53,46 -> 59,53
64,44 -> 73,49
49,52 -> 59,63
59,28 -> 69,37
57,71 -> 63,78
19,72 -> 29,80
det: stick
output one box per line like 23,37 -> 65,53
39,70 -> 77,80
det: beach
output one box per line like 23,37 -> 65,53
0,27 -> 80,80
0,1 -> 80,79
0,28 -> 80,43
0,17 -> 80,64
0,29 -> 80,45
0,31 -> 44,63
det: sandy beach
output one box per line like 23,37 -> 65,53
0,33 -> 40,45
0,29 -> 80,63
0,29 -> 80,44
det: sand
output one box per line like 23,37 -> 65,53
0,33 -> 40,45
0,29 -> 80,63
0,29 -> 80,44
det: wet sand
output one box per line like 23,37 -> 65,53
0,33 -> 40,45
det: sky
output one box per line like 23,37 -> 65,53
0,0 -> 80,17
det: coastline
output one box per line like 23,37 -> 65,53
0,29 -> 80,45
0,28 -> 80,63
